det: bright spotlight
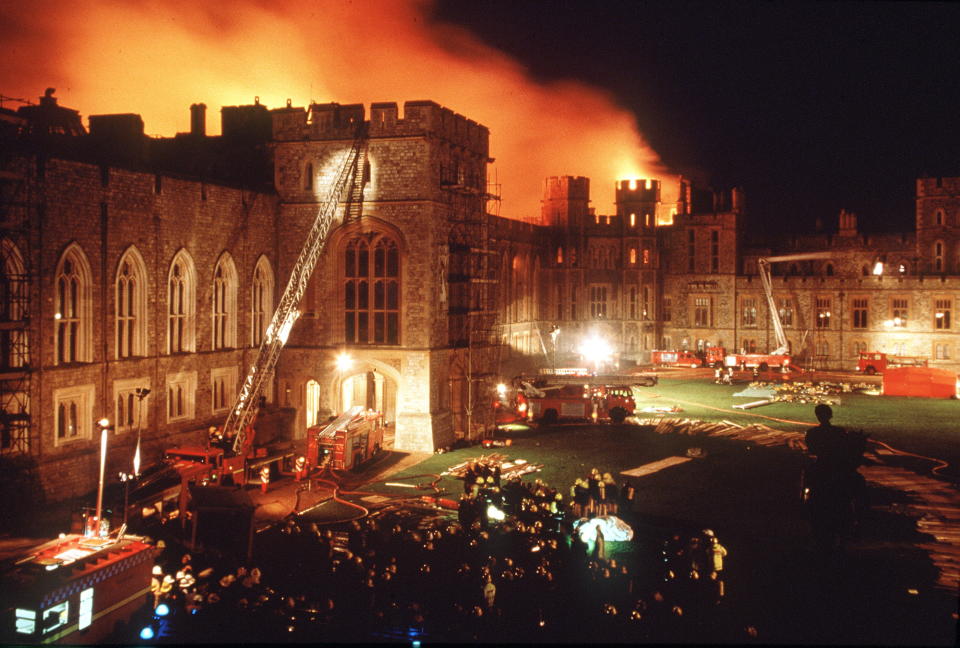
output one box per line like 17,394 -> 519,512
487,504 -> 506,522
139,625 -> 155,640
578,333 -> 613,372
154,603 -> 170,617
335,352 -> 353,372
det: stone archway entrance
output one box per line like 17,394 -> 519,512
339,369 -> 397,425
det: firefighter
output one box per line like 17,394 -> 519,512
294,455 -> 307,482
260,465 -> 270,493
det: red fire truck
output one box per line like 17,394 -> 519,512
306,406 -> 384,470
651,346 -> 726,368
515,382 -> 636,424
650,350 -> 703,368
856,351 -> 928,375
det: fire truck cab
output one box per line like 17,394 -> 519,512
856,351 -> 928,375
306,405 -> 384,470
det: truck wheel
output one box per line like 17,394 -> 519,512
759,362 -> 769,372
609,407 -> 628,424
864,366 -> 877,375
541,408 -> 559,425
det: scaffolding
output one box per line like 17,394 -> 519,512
0,109 -> 33,456
445,171 -> 503,440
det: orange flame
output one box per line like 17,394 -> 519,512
0,0 -> 670,219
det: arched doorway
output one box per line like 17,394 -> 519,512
339,369 -> 397,425
305,379 -> 321,430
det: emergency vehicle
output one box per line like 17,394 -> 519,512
306,405 -> 384,470
652,346 -> 726,368
515,382 -> 636,424
0,533 -> 153,645
650,350 -> 702,368
856,351 -> 928,375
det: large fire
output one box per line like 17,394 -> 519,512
0,0 -> 671,219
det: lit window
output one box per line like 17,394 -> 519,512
55,244 -> 92,364
891,297 -> 908,327
741,297 -> 758,327
16,609 -> 36,635
250,256 -> 274,348
935,298 -> 952,330
816,297 -> 831,329
693,296 -> 710,327
344,233 -> 400,344
116,248 -> 148,359
778,297 -> 794,327
167,250 -> 196,354
212,254 -> 238,350
589,285 -> 608,319
629,248 -> 637,265
642,248 -> 650,265
629,213 -> 636,227
78,588 -> 93,630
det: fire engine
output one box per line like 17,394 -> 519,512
856,351 -> 928,375
650,350 -> 702,368
515,381 -> 636,424
652,346 -> 726,368
306,405 -> 384,470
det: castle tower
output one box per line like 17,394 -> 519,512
916,176 -> 960,274
616,178 -> 661,231
541,176 -> 590,227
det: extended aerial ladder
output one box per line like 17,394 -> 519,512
225,126 -> 369,455
757,251 -> 833,355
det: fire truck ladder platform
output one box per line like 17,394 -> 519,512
227,127 -> 369,454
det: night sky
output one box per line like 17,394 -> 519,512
432,1 -> 960,237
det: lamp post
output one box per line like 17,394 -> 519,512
94,418 -> 110,537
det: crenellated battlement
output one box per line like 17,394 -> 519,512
543,175 -> 590,201
271,100 -> 489,155
616,178 -> 661,204
917,176 -> 960,197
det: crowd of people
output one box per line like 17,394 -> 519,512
141,465 -> 746,644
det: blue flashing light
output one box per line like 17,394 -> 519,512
154,603 -> 170,617
139,625 -> 156,640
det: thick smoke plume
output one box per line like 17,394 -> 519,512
0,0 -> 668,218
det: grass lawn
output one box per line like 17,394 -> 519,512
635,376 -> 960,480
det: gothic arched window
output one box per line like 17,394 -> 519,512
55,244 -> 93,364
116,247 -> 148,358
344,234 -> 400,344
212,253 -> 238,350
167,250 -> 196,354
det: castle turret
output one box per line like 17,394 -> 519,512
542,176 -> 590,227
616,178 -> 660,231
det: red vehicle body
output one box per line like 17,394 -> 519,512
516,383 -> 636,424
856,351 -> 928,375
651,350 -> 703,368
652,346 -> 726,368
724,352 -> 792,370
306,406 -> 384,470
